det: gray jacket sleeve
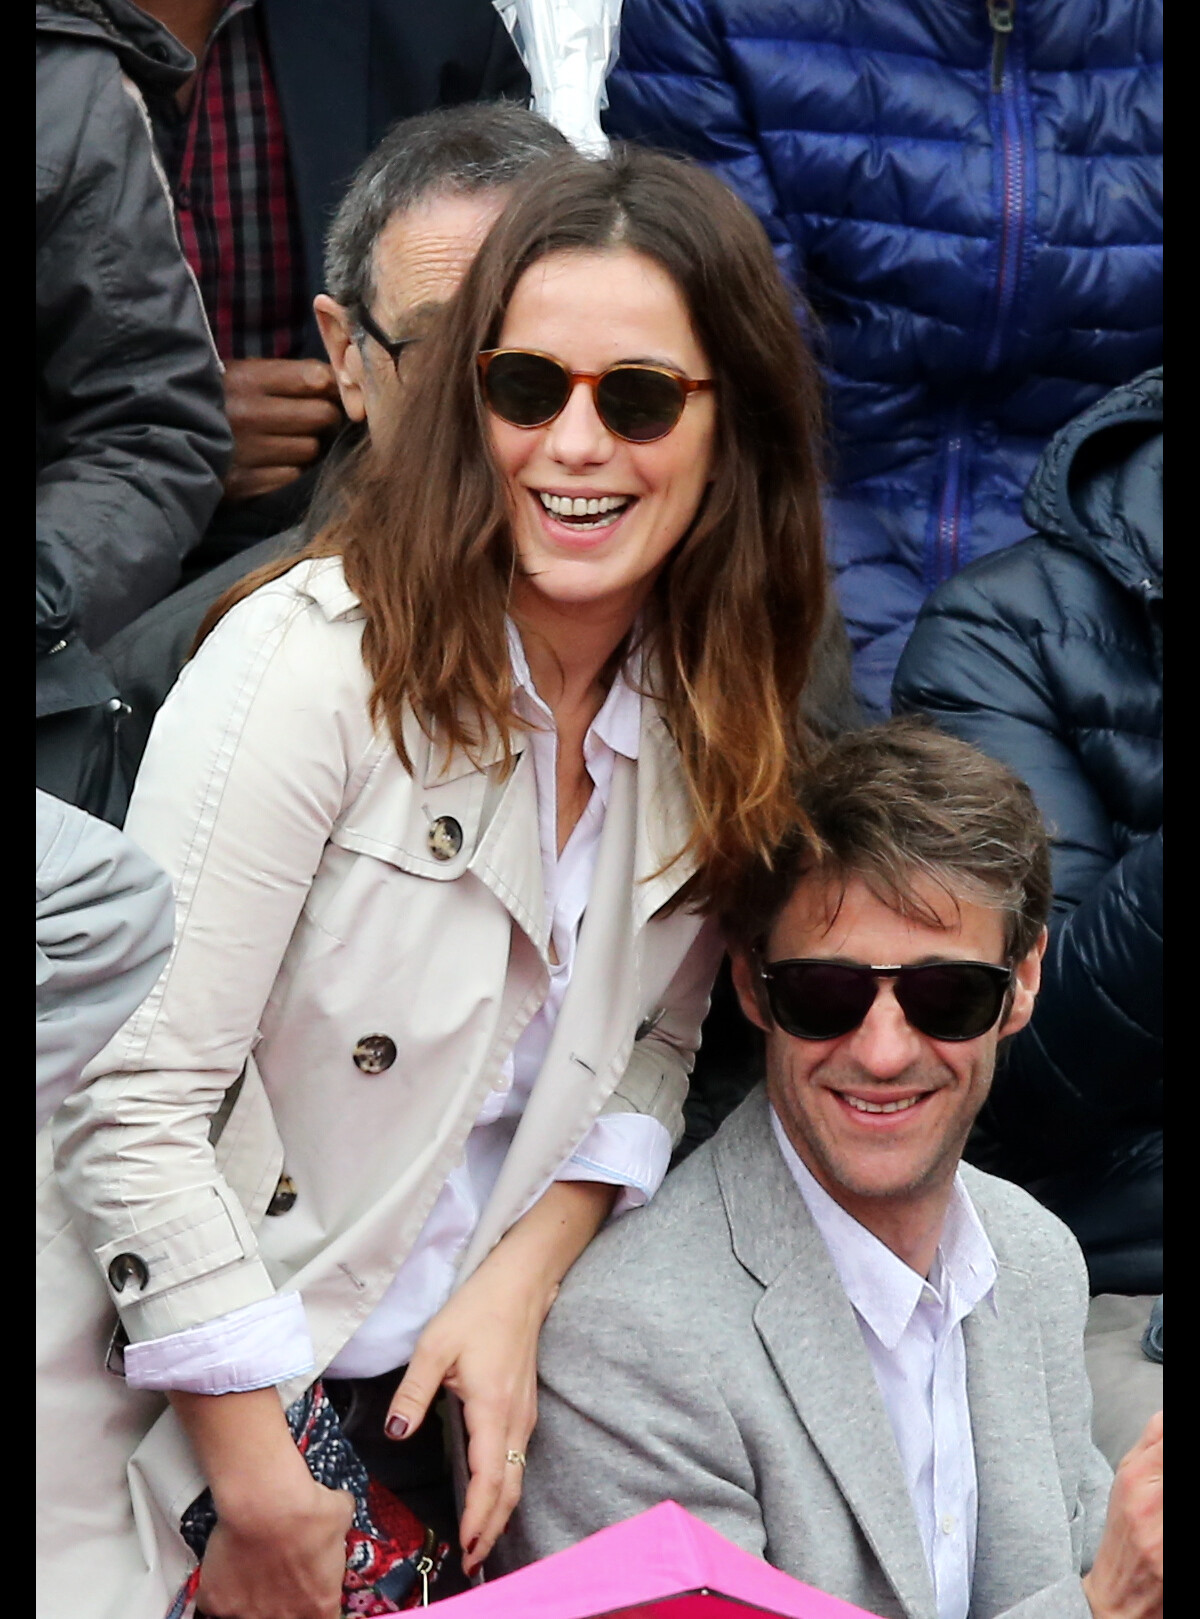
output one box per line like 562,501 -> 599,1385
36,40 -> 231,647
501,1263 -> 767,1567
36,790 -> 174,1131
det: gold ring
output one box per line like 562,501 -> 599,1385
505,1449 -> 526,1468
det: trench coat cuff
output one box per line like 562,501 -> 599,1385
123,1291 -> 314,1393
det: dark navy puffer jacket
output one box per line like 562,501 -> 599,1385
604,0 -> 1163,713
894,369 -> 1162,1294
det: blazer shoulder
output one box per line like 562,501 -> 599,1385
554,1143 -> 737,1316
960,1162 -> 1087,1280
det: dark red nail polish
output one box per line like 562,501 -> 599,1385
384,1414 -> 409,1439
466,1536 -> 480,1555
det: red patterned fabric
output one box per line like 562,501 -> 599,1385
174,0 -> 308,361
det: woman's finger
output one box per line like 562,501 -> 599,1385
465,1444 -> 528,1572
458,1396 -> 514,1570
384,1339 -> 449,1440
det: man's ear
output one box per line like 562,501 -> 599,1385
998,925 -> 1047,1040
314,295 -> 368,423
730,947 -> 772,1034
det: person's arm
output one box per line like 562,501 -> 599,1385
36,791 -> 174,1131
36,44 -> 231,645
169,1388 -> 355,1619
385,1180 -> 618,1576
499,1242 -> 765,1567
52,576 -> 375,1347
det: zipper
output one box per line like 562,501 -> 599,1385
984,0 -> 1029,374
987,0 -> 1015,92
932,427 -> 967,587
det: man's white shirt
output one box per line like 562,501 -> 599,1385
770,1108 -> 999,1619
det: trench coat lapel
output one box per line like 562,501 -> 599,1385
716,1093 -> 937,1619
460,707 -> 698,1266
465,744 -> 549,958
631,704 -> 698,930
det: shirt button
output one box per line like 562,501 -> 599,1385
107,1253 -> 150,1293
941,1514 -> 956,1535
353,1034 -> 397,1074
427,816 -> 463,861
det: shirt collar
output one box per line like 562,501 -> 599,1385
506,619 -> 642,762
769,1106 -> 998,1351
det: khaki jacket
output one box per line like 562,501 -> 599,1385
36,559 -> 719,1619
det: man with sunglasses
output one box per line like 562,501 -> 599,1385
504,720 -> 1162,1619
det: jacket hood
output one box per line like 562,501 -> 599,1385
1022,368 -> 1162,596
36,0 -> 195,90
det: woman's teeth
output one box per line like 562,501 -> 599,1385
538,491 -> 632,529
843,1094 -> 922,1114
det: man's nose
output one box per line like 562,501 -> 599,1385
543,380 -> 615,467
842,984 -> 924,1080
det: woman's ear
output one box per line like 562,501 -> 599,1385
314,295 -> 369,423
999,926 -> 1047,1040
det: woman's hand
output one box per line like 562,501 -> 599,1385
170,1387 -> 353,1619
194,1475 -> 355,1619
385,1180 -> 619,1576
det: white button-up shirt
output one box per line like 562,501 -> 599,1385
770,1108 -> 998,1619
125,626 -> 671,1393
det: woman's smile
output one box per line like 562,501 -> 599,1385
489,247 -> 716,627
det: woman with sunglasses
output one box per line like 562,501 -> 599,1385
38,145 -> 826,1619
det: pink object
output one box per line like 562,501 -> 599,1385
420,1500 -> 884,1618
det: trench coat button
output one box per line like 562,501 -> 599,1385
427,816 -> 463,862
266,1174 -> 298,1215
107,1253 -> 149,1294
353,1033 -> 397,1074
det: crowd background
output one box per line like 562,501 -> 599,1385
36,0 -> 1161,1603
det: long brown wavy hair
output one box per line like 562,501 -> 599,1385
201,144 -> 828,911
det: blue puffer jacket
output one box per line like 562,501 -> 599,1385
604,0 -> 1163,713
893,369 -> 1162,1294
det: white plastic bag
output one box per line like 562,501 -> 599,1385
493,0 -> 623,155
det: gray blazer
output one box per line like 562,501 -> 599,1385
502,1088 -> 1112,1618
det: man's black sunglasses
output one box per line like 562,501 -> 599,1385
354,304 -> 422,371
757,958 -> 1014,1043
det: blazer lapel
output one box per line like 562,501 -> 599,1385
965,1265 -> 1079,1614
715,1093 -> 937,1619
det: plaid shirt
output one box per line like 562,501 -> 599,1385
160,0 -> 308,361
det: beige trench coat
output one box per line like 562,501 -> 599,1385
36,559 -> 720,1619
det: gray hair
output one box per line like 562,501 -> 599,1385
323,101 -> 572,312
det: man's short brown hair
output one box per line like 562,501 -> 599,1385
722,718 -> 1052,963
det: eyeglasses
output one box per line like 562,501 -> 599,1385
477,348 -> 714,443
757,959 -> 1014,1043
355,304 -> 422,372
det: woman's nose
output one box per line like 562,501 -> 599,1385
543,380 -> 615,467
843,985 -> 924,1079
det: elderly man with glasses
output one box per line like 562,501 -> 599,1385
99,100 -> 571,787
502,719 -> 1163,1619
